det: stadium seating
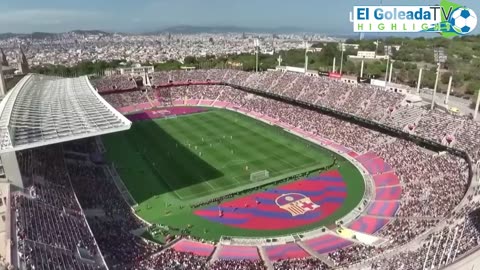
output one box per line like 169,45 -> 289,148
375,186 -> 402,201
42,70 -> 480,269
303,234 -> 353,255
216,245 -> 261,260
348,216 -> 390,234
372,172 -> 400,187
14,147 -> 106,270
273,258 -> 330,270
172,239 -> 215,257
94,75 -> 137,92
355,156 -> 393,175
367,201 -> 400,217
264,243 -> 309,261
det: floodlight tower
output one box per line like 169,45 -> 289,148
431,62 -> 441,110
445,75 -> 453,106
0,65 -> 6,96
360,59 -> 365,78
474,90 -> 480,120
416,68 -> 423,93
388,60 -> 394,83
254,39 -> 260,72
339,42 -> 345,75
277,55 -> 283,67
304,41 -> 311,74
384,56 -> 390,90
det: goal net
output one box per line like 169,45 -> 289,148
250,170 -> 270,182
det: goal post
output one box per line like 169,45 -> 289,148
250,170 -> 270,182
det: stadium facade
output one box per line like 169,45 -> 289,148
0,74 -> 131,189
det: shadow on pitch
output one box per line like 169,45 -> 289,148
130,119 -> 224,203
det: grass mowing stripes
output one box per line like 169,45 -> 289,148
102,108 -> 364,241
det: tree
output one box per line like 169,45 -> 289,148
422,70 -> 436,89
320,43 -> 339,63
344,60 -> 357,75
407,69 -> 420,87
422,50 -> 435,63
359,41 -> 376,51
393,61 -> 404,69
377,43 -> 385,55
405,63 -> 417,70
466,81 -> 480,95
365,62 -> 384,78
441,72 -> 452,85
472,58 -> 480,69
459,50 -> 473,61
397,68 -> 408,83
154,60 -> 182,71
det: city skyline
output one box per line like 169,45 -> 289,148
1,0 -> 479,34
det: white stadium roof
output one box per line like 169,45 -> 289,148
0,74 -> 131,153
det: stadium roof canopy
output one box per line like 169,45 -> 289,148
0,74 -> 131,153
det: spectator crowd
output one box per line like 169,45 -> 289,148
10,70 -> 480,269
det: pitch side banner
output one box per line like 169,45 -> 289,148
329,72 -> 342,79
357,77 -> 371,84
318,71 -> 329,77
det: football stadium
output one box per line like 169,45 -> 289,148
0,68 -> 479,270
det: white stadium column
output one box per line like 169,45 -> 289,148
431,63 -> 440,110
339,44 -> 344,75
332,57 -> 336,73
360,60 -> 364,78
417,68 -> 423,93
304,54 -> 308,74
0,151 -> 23,188
0,66 -> 6,96
445,76 -> 453,106
388,61 -> 394,83
384,57 -> 390,90
474,90 -> 480,120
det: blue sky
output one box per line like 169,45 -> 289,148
0,0 -> 479,34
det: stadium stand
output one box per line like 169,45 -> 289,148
94,75 -> 137,93
273,258 -> 330,270
14,147 -> 107,270
264,243 -> 309,261
303,234 -> 353,255
3,69 -> 479,270
90,70 -> 480,268
172,239 -> 215,257
216,245 -> 261,261
347,216 -> 390,234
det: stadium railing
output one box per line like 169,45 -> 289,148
105,163 -> 138,207
95,137 -> 106,153
62,148 -> 110,270
219,225 -> 329,246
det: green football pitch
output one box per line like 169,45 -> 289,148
102,108 -> 364,241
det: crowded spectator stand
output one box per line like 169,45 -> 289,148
4,69 -> 480,270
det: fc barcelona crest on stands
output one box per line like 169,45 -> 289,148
275,193 -> 320,216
